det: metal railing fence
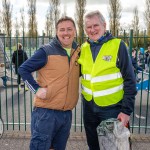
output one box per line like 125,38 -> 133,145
0,30 -> 150,135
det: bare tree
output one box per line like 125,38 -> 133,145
75,0 -> 86,45
62,3 -> 67,17
131,6 -> 140,47
45,11 -> 53,36
51,0 -> 60,27
45,11 -> 50,36
27,0 -> 38,37
45,0 -> 60,36
2,0 -> 13,36
144,0 -> 150,40
45,8 -> 53,36
0,10 -> 3,33
20,8 -> 26,34
108,0 -> 122,36
131,6 -> 139,33
14,17 -> 20,36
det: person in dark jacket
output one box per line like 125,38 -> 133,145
18,16 -> 80,150
78,10 -> 137,150
138,47 -> 145,69
0,38 -> 8,87
0,54 -> 7,87
12,43 -> 28,90
131,48 -> 143,82
145,45 -> 150,72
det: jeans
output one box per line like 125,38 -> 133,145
30,107 -> 72,150
82,97 -> 121,150
17,74 -> 21,85
1,76 -> 7,87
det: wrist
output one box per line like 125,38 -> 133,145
35,87 -> 40,94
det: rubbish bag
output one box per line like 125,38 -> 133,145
97,118 -> 130,150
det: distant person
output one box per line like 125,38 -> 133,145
0,63 -> 7,87
145,45 -> 150,72
131,48 -> 143,82
78,10 -> 137,150
12,43 -> 28,91
0,41 -> 7,87
18,16 -> 80,150
138,47 -> 145,70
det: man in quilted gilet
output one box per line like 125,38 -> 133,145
19,16 -> 80,150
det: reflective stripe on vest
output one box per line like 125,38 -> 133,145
81,84 -> 92,95
82,72 -> 122,83
82,74 -> 91,80
82,84 -> 123,97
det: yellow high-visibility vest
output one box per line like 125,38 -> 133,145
78,39 -> 124,106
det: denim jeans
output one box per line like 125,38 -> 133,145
82,96 -> 121,150
1,76 -> 7,87
30,107 -> 72,150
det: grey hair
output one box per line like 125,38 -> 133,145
84,10 -> 106,25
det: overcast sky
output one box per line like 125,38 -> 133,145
0,0 -> 146,35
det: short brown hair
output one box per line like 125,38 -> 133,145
56,16 -> 76,29
132,48 -> 136,53
17,43 -> 22,49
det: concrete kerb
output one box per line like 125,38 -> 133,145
131,134 -> 150,141
2,131 -> 87,140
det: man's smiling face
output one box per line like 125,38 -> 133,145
56,20 -> 76,48
85,15 -> 106,41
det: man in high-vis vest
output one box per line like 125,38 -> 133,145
78,10 -> 137,150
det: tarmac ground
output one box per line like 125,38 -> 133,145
0,132 -> 150,150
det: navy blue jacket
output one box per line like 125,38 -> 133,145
131,56 -> 143,73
